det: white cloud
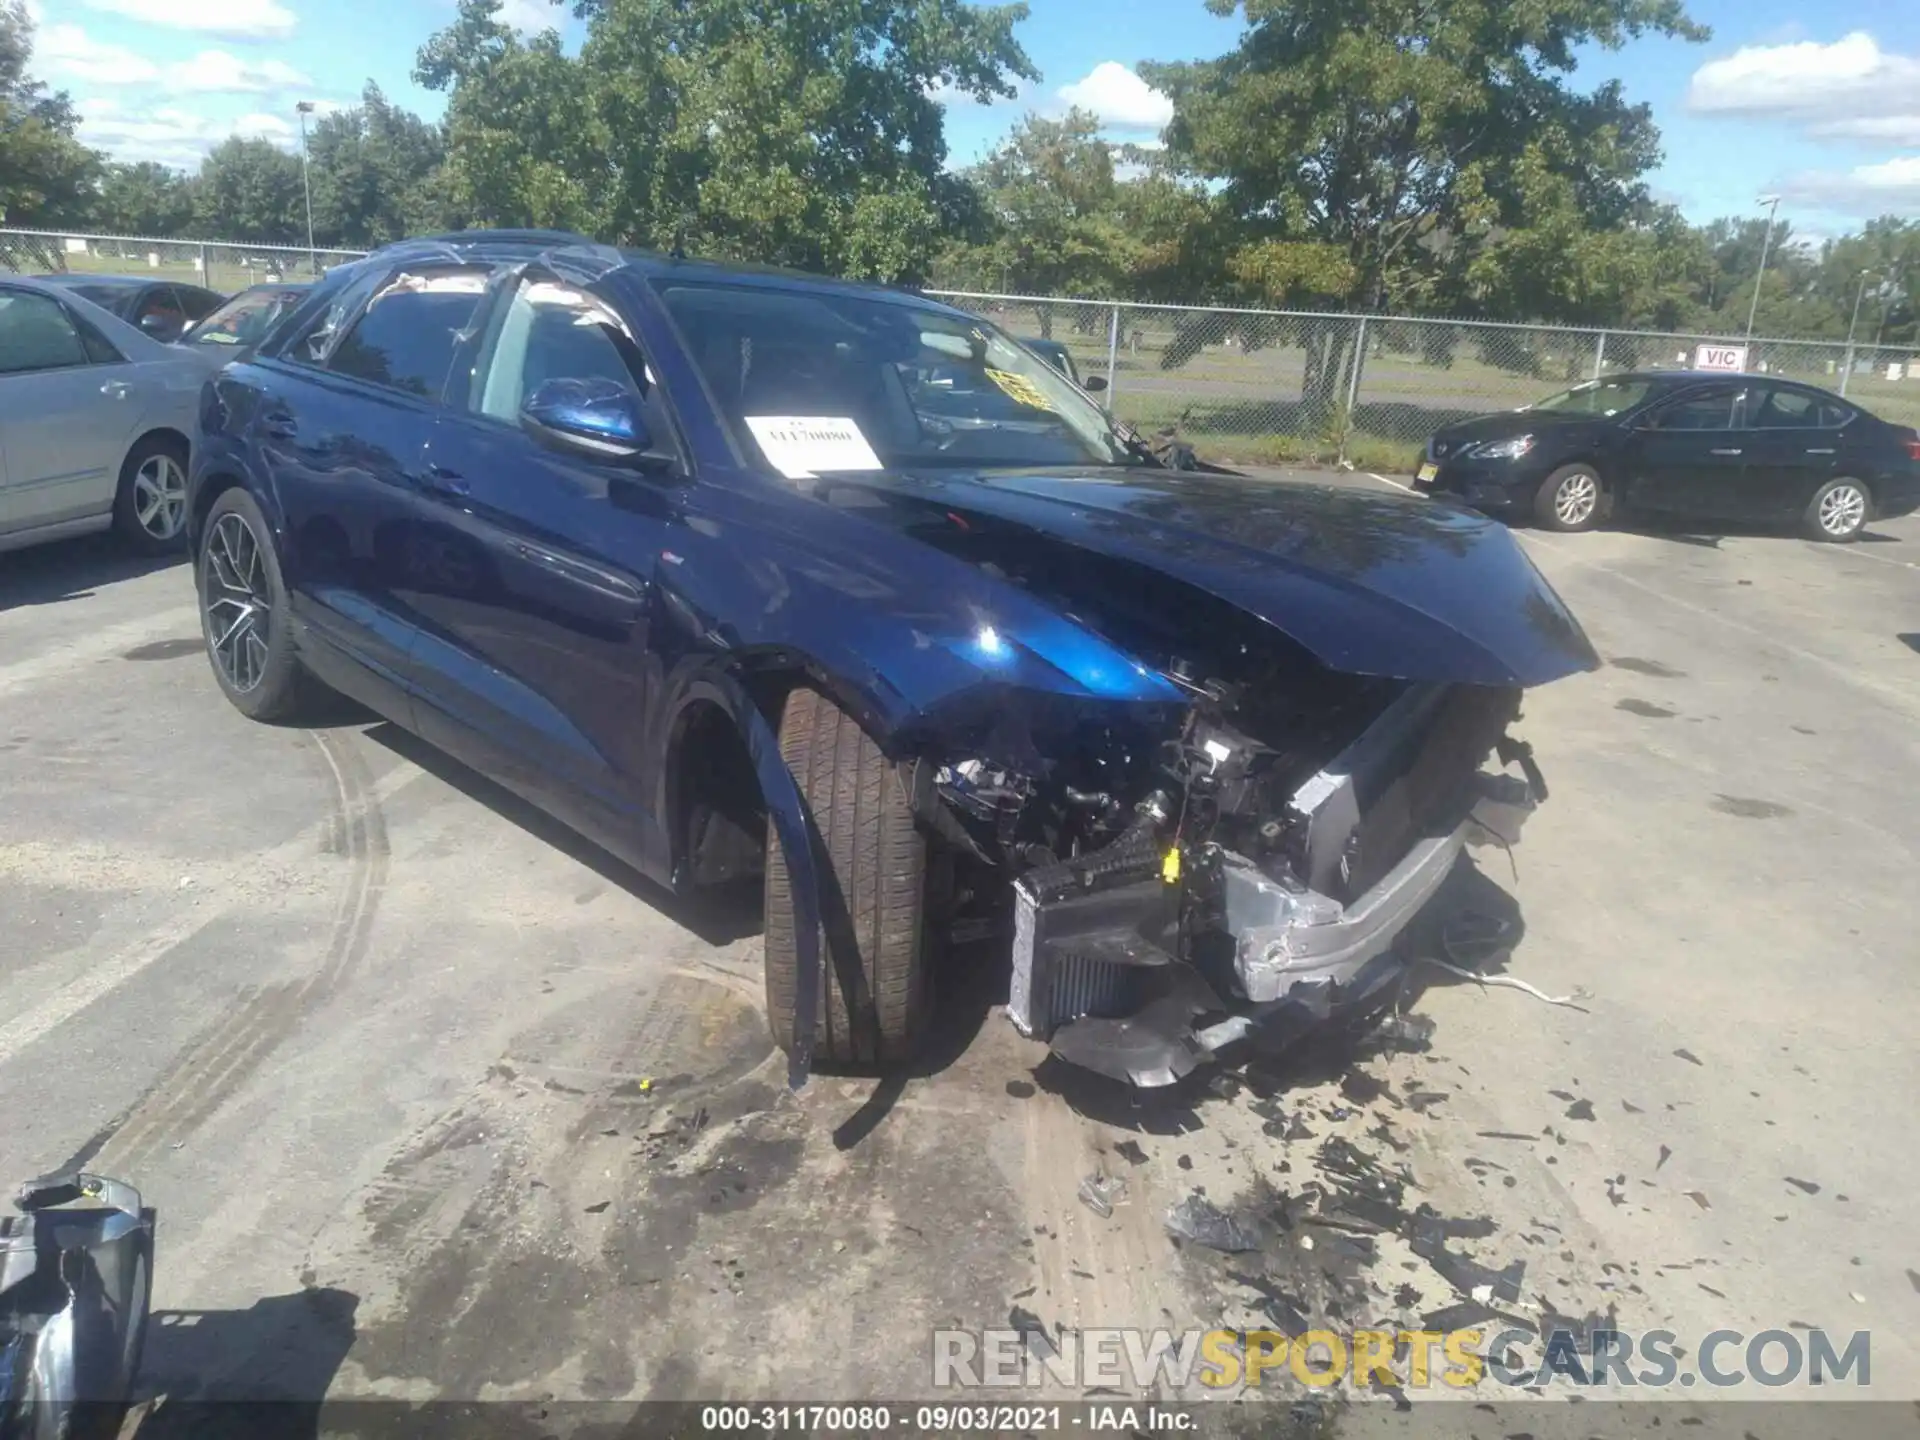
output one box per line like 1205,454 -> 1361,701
495,0 -> 561,34
170,50 -> 311,93
1056,62 -> 1173,132
77,98 -> 300,170
1780,156 -> 1920,214
38,23 -> 161,84
78,0 -> 297,40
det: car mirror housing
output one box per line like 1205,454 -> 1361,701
1084,374 -> 1108,393
521,377 -> 661,467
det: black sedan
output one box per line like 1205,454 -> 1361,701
33,274 -> 227,344
1414,371 -> 1920,542
179,281 -> 311,360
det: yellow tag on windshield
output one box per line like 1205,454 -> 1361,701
1161,847 -> 1182,884
984,367 -> 1055,413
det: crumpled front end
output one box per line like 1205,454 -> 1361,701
994,674 -> 1547,1087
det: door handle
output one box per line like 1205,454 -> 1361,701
417,464 -> 470,498
1805,448 -> 1837,456
1710,448 -> 1743,456
262,412 -> 297,439
99,380 -> 132,398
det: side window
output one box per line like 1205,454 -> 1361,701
470,276 -> 658,427
1647,385 -> 1741,431
324,268 -> 490,399
1748,386 -> 1821,429
1817,399 -> 1855,428
74,313 -> 125,365
132,286 -> 189,342
0,290 -> 92,374
177,286 -> 224,323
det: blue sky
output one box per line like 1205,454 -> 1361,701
27,0 -> 1920,247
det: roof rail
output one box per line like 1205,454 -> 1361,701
392,228 -> 598,250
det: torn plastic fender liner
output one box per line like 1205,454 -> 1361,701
678,671 -> 824,1089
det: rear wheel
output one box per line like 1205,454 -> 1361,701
1533,463 -> 1605,532
111,435 -> 190,555
1804,477 -> 1869,542
763,687 -> 933,1066
198,487 -> 325,722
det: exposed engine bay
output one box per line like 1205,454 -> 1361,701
913,561 -> 1547,1088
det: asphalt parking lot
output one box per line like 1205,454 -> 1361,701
3,468 -> 1918,1427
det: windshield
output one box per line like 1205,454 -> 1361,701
186,287 -> 306,348
657,281 -> 1141,472
1526,377 -> 1654,417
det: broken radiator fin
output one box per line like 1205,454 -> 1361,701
1046,950 -> 1138,1029
1009,881 -> 1042,1037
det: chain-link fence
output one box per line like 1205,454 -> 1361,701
928,291 -> 1920,471
9,229 -> 1916,471
0,228 -> 368,297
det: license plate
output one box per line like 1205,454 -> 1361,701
1416,462 -> 1439,483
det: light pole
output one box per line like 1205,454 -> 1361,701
296,100 -> 316,277
1840,269 -> 1871,398
1743,194 -> 1782,352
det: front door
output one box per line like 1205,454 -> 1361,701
255,263 -> 492,716
0,286 -> 140,536
399,269 -> 682,871
1622,382 -> 1748,517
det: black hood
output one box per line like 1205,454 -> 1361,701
867,466 -> 1600,688
1430,408 -> 1606,454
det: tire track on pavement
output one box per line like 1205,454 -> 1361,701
95,730 -> 392,1172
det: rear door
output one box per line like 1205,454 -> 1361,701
0,286 -> 141,537
399,268 -> 678,865
1739,385 -> 1849,520
1621,382 -> 1747,516
254,263 -> 493,715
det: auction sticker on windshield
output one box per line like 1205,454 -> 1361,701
745,416 -> 885,479
984,368 -> 1055,412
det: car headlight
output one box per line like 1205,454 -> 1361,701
1471,434 -> 1536,460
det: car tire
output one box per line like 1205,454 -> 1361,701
1533,463 -> 1605,532
197,487 -> 324,723
763,687 -> 933,1067
111,434 -> 191,555
1803,477 -> 1870,543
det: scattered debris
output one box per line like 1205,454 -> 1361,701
1549,1089 -> 1576,1103
1850,1292 -> 1866,1305
1604,1178 -> 1627,1208
1674,1048 -> 1703,1066
1657,1145 -> 1672,1171
1564,1099 -> 1595,1122
1165,1193 -> 1262,1253
1112,1140 -> 1148,1167
1360,1011 -> 1436,1054
1079,1172 -> 1128,1218
1785,1177 -> 1821,1195
1009,1306 -> 1056,1358
1622,1100 -> 1644,1114
1005,1080 -> 1036,1099
1684,1191 -> 1710,1210
1176,1154 -> 1193,1172
1908,1269 -> 1920,1296
583,1201 -> 610,1214
1407,1091 -> 1450,1113
1477,1131 -> 1537,1142
1417,956 -> 1588,1010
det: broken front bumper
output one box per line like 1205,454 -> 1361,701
1006,769 -> 1537,1087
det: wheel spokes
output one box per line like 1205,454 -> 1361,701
204,512 -> 273,692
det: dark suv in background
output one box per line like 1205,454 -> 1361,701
1415,371 -> 1920,541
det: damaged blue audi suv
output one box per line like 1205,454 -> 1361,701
187,230 -> 1598,1087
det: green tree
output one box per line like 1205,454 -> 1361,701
1139,0 -> 1708,413
193,137 -> 307,245
936,109 -> 1136,326
307,82 -> 453,246
0,0 -> 103,227
95,161 -> 197,237
417,0 -> 1036,283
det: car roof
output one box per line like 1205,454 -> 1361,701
33,273 -> 160,290
357,229 -> 972,320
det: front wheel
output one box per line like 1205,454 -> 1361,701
1804,478 -> 1870,543
763,687 -> 933,1067
198,487 -> 325,722
1533,464 -> 1605,532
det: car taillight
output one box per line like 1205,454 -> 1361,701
1907,438 -> 1920,462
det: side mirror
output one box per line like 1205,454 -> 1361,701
1084,374 -> 1108,393
521,377 -> 662,467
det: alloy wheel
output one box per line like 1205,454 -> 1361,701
1553,472 -> 1599,527
133,454 -> 188,540
1818,483 -> 1866,538
203,511 -> 273,693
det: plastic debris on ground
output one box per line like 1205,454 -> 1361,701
1165,1192 -> 1263,1253
1078,1171 -> 1128,1218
